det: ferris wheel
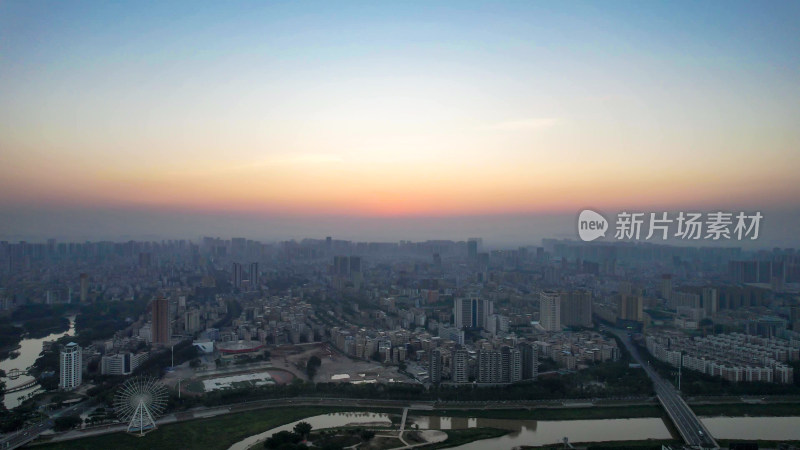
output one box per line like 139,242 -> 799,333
114,376 -> 168,435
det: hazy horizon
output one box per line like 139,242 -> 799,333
2,206 -> 798,251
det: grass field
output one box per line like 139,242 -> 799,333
691,402 -> 800,417
33,407 -> 399,450
426,405 -> 664,421
30,402 -> 800,450
417,428 -> 509,449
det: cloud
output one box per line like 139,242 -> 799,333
479,118 -> 559,132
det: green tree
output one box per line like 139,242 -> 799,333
293,421 -> 312,439
360,430 -> 375,441
264,430 -> 302,449
54,414 -> 82,431
306,355 -> 322,380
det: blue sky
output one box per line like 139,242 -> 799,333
1,1 -> 799,246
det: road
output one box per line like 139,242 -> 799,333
610,328 -> 718,449
0,418 -> 53,449
0,399 -> 95,450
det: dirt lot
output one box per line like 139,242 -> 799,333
162,342 -> 413,394
276,342 -> 411,384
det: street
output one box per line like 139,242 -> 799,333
610,328 -> 719,449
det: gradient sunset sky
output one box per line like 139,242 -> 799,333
1,1 -> 799,246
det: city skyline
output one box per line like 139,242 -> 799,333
2,1 -> 799,246
3,2 -> 800,448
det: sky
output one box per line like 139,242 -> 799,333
1,1 -> 799,247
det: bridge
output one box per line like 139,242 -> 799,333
0,419 -> 52,450
4,379 -> 37,394
611,328 -> 719,449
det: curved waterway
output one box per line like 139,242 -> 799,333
230,410 -> 800,449
230,412 -> 393,450
0,316 -> 75,409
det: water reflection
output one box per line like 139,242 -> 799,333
0,316 -> 75,409
229,412 -> 393,450
410,415 -> 539,432
702,416 -> 800,441
230,410 -> 800,450
438,417 -> 671,448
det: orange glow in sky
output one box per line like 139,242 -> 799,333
1,1 -> 799,234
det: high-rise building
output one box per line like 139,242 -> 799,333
79,273 -> 89,303
249,262 -> 259,289
452,349 -> 469,383
333,256 -> 349,276
232,262 -> 243,289
477,346 -> 520,384
184,309 -> 201,333
454,297 -> 493,329
671,291 -> 700,310
702,287 -> 718,316
152,296 -> 170,345
429,348 -> 443,384
432,253 -> 442,267
539,291 -> 561,331
519,342 -> 539,380
349,256 -> 361,274
486,313 -> 509,335
661,274 -> 673,302
60,342 -> 82,390
467,238 -> 479,260
790,305 -> 800,331
500,346 -> 522,383
349,256 -> 363,289
618,294 -> 643,322
101,352 -> 147,376
560,290 -> 592,327
478,349 -> 502,383
138,252 -> 151,269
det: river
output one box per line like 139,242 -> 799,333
0,315 -> 76,409
229,412 -> 393,450
229,411 -> 800,449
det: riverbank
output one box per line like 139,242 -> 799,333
521,439 -> 800,450
0,344 -> 22,361
32,407 -> 400,450
418,428 -> 509,449
419,401 -> 800,421
29,401 -> 800,450
428,405 -> 664,421
520,439 -> 680,449
692,402 -> 800,417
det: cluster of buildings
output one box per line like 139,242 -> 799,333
538,290 -> 593,331
646,331 -> 797,384
427,341 -> 535,385
430,344 -> 533,384
535,331 -> 621,370
7,235 -> 800,402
